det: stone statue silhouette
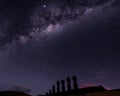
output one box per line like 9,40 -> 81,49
52,85 -> 55,94
66,77 -> 71,91
49,90 -> 51,95
57,81 -> 60,93
61,80 -> 65,92
72,76 -> 78,89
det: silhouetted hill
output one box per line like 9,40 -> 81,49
86,90 -> 120,96
0,91 -> 31,96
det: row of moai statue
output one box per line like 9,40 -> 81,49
46,76 -> 78,96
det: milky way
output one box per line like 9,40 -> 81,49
0,0 -> 114,49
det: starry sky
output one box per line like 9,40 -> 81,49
0,0 -> 120,96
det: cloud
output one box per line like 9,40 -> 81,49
88,70 -> 110,82
13,85 -> 31,93
78,79 -> 97,88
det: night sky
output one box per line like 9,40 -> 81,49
0,0 -> 120,96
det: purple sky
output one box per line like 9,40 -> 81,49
0,0 -> 120,96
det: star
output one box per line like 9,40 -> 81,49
43,4 -> 47,8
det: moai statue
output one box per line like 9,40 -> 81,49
52,85 -> 55,95
49,90 -> 51,96
46,92 -> 48,96
61,80 -> 65,92
57,81 -> 60,93
66,77 -> 71,91
72,76 -> 78,90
